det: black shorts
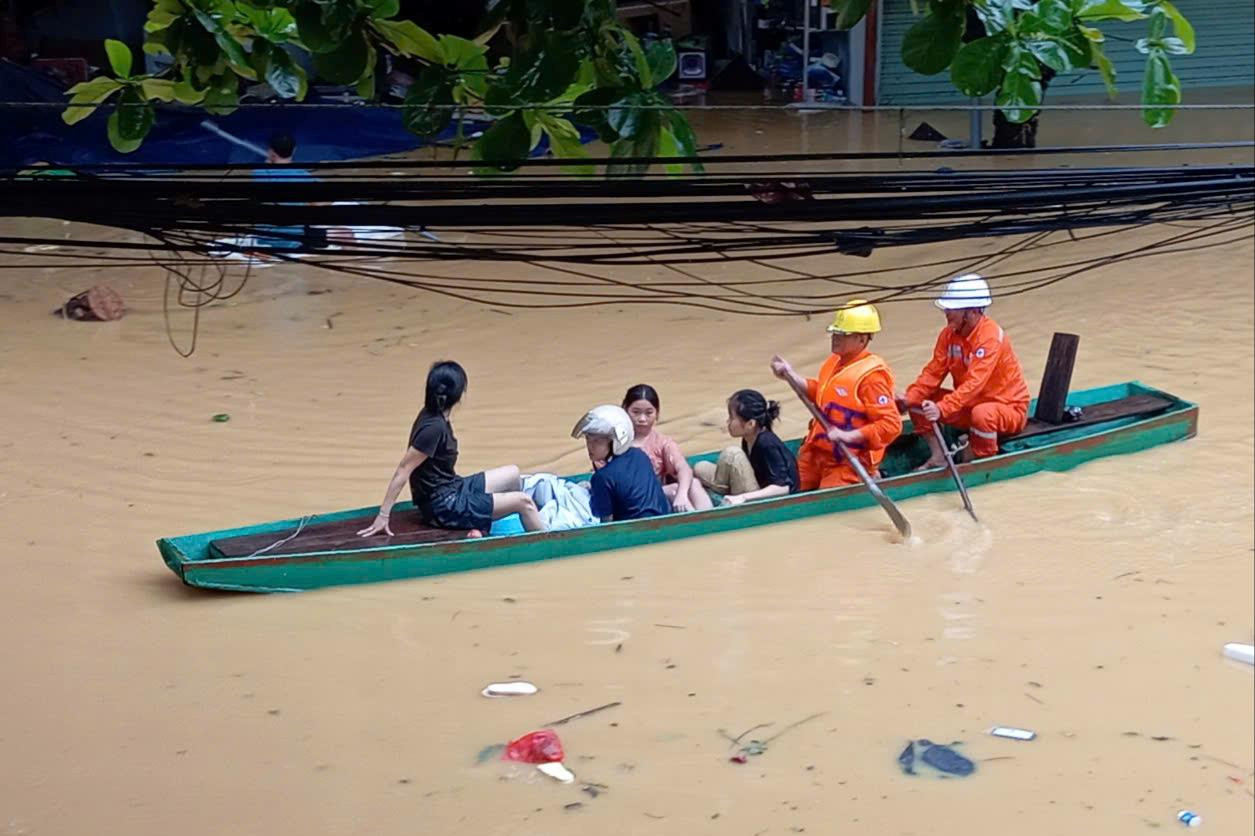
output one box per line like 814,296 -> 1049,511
418,472 -> 494,532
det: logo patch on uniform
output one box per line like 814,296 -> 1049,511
877,394 -> 890,405
975,347 -> 986,358
836,387 -> 849,396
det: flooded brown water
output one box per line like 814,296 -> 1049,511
1,103 -> 1253,836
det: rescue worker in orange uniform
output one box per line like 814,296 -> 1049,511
770,300 -> 902,490
899,274 -> 1030,468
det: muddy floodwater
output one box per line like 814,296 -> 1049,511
1,102 -> 1252,836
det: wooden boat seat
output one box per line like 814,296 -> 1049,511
208,512 -> 469,559
1005,393 -> 1174,443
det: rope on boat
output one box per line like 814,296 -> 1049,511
243,515 -> 312,559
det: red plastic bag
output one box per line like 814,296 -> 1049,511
502,729 -> 565,764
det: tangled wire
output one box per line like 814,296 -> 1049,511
1,142 -> 1251,354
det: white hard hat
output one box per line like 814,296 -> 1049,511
571,405 -> 634,456
935,273 -> 993,310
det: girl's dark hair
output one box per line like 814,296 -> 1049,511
729,389 -> 780,431
622,383 -> 660,411
424,360 -> 467,414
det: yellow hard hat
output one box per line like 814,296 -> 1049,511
827,299 -> 882,334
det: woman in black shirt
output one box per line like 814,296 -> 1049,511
693,389 -> 799,505
358,361 -> 546,537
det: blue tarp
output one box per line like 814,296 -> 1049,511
1,60 -> 593,167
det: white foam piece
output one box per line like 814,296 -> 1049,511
480,681 -> 539,697
1223,643 -> 1254,665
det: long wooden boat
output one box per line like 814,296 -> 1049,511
158,381 -> 1198,593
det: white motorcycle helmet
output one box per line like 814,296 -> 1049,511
571,405 -> 634,456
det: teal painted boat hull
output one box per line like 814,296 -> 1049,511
158,382 -> 1198,593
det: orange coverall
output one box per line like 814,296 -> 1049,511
903,316 -> 1030,458
799,349 -> 903,489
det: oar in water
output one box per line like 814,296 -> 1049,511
783,378 -> 912,539
931,424 -> 978,521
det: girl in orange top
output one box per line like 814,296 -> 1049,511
622,384 -> 713,512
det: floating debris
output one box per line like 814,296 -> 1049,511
899,740 -> 975,777
537,762 -> 576,784
481,681 -> 539,698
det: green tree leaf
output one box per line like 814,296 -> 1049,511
996,68 -> 1042,122
473,111 -> 532,171
537,114 -> 593,174
107,87 -> 154,152
1025,38 -> 1069,71
246,7 -> 298,44
191,7 -> 256,78
508,31 -> 581,102
1157,0 -> 1195,53
951,36 -> 1008,96
369,0 -> 400,19
658,125 -> 684,175
265,49 -> 307,99
171,77 -> 206,104
438,34 -> 489,70
573,86 -> 624,142
621,29 -> 652,86
1075,0 -> 1146,22
902,9 -> 965,75
144,0 -> 183,34
1003,43 -> 1042,78
835,0 -> 874,30
202,80 -> 239,115
1091,42 -> 1118,97
140,78 -> 178,101
668,111 -> 703,173
974,0 -> 1016,35
292,4 -> 345,53
607,111 -> 659,176
105,39 -> 133,78
644,40 -> 677,85
402,66 -> 455,136
1022,0 -> 1072,35
62,77 -> 123,125
312,28 -> 370,84
1026,29 -> 1089,72
607,94 -> 642,139
373,19 -> 443,63
1141,48 -> 1180,127
1077,22 -> 1105,42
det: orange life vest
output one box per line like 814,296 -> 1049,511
804,352 -> 893,471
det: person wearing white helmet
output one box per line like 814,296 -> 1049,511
572,405 -> 671,522
898,274 -> 1030,467
771,299 -> 902,489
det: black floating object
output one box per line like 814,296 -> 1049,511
908,121 -> 947,142
920,742 -> 975,777
832,226 -> 882,258
898,741 -> 916,775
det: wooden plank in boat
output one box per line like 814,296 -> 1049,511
1010,393 -> 1173,442
209,512 -> 468,559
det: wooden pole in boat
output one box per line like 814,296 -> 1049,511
783,378 -> 912,539
932,424 -> 978,521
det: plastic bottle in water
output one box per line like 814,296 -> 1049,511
1177,810 -> 1202,827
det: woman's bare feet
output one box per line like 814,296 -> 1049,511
466,528 -> 484,539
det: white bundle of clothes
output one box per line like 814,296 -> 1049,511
521,473 -> 599,531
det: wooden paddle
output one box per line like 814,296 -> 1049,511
783,377 -> 912,539
931,424 -> 978,521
